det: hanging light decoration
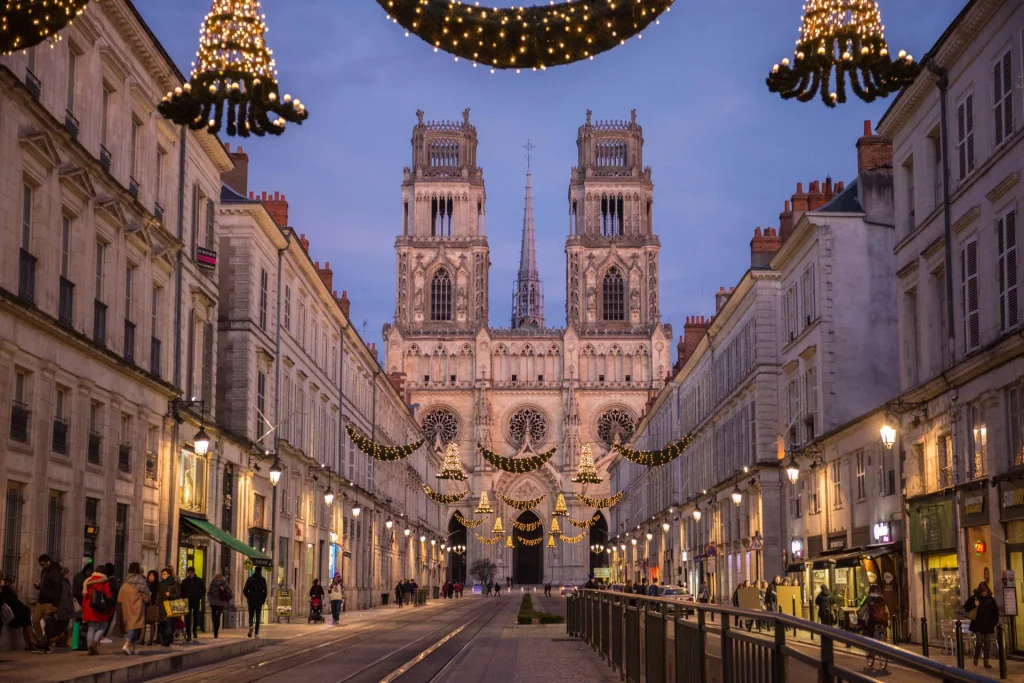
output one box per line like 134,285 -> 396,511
492,516 -> 505,535
505,534 -> 514,549
436,443 -> 468,481
1,0 -> 90,55
571,445 -> 603,484
475,491 -> 494,515
550,517 -> 562,536
158,0 -> 309,137
553,493 -> 568,517
766,0 -> 920,108
546,534 -> 557,548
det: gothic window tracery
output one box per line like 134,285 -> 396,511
422,407 -> 459,447
596,139 -> 627,167
507,407 -> 548,449
428,138 -> 460,167
431,196 -> 453,237
431,269 -> 453,321
597,408 -> 637,446
602,267 -> 625,321
601,195 -> 624,237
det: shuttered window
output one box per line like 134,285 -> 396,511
993,49 -> 1014,147
957,94 -> 976,181
961,239 -> 980,352
998,208 -> 1019,331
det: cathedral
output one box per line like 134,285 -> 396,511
383,109 -> 672,586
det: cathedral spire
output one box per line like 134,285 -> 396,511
511,140 -> 545,329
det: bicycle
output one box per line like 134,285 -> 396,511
865,624 -> 888,671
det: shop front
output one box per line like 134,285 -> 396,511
960,482 -> 993,591
908,494 -> 959,644
180,516 -> 272,577
803,537 -> 903,631
999,477 -> 1024,653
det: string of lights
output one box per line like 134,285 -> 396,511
422,484 -> 469,504
454,511 -> 487,528
1,0 -> 90,55
578,491 -> 625,508
436,442 -> 469,480
567,514 -> 602,529
477,443 -> 557,473
559,531 -> 587,543
611,434 -> 694,467
496,491 -> 545,511
570,445 -> 603,484
511,518 -> 544,532
346,425 -> 423,461
517,536 -> 543,546
475,532 -> 502,545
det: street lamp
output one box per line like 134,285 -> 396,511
324,486 -> 335,506
880,420 -> 896,449
386,517 -> 394,530
352,504 -> 361,518
431,539 -> 436,547
420,534 -> 426,543
731,485 -> 743,506
662,522 -> 670,533
193,426 -> 210,456
269,459 -> 282,486
620,543 -> 626,552
692,505 -> 702,522
631,538 -> 637,546
785,455 -> 800,485
646,532 -> 653,542
404,527 -> 411,537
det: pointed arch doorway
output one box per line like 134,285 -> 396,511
513,510 -> 543,586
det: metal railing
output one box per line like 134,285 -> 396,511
129,176 -> 140,199
58,277 -> 74,327
567,590 -> 996,683
51,418 -> 69,454
24,69 -> 41,100
99,145 -> 112,173
64,110 -> 79,139
18,249 -> 36,303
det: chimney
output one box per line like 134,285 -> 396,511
779,200 -> 794,242
221,145 -> 249,195
367,342 -> 379,363
856,120 -> 893,173
677,315 -> 711,368
299,232 -> 310,253
808,177 -> 836,212
715,286 -> 732,313
259,190 -> 290,227
388,371 -> 409,403
316,261 -> 334,292
338,290 -> 351,319
750,227 -> 782,268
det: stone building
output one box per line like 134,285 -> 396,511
383,109 -> 672,586
877,0 -> 1024,649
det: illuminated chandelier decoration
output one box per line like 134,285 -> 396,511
492,516 -> 505,535
475,491 -> 494,515
553,493 -> 568,517
578,491 -> 625,509
454,511 -> 486,528
158,0 -> 309,136
571,445 -> 603,484
436,443 -> 468,481
1,0 -> 90,54
766,0 -> 920,108
377,0 -> 675,72
422,484 -> 469,505
475,532 -> 502,545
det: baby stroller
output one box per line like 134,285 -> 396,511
308,596 -> 324,624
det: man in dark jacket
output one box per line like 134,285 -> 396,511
180,566 -> 206,641
32,554 -> 62,645
243,567 -> 268,638
71,562 -> 92,650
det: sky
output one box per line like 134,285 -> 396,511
135,0 -> 965,350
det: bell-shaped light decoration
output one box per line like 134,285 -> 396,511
437,442 -> 469,481
475,490 -> 494,515
505,534 -> 514,549
571,445 -> 603,484
553,493 -> 568,517
492,517 -> 505,535
550,517 -> 562,535
546,534 -> 557,548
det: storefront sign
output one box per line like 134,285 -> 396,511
594,568 -> 611,579
1000,481 -> 1024,521
960,488 -> 989,527
873,522 -> 891,543
791,539 -> 804,559
828,535 -> 847,550
276,589 -> 292,616
909,498 -> 956,553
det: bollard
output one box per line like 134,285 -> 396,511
891,614 -> 899,645
921,617 -> 929,657
998,624 -> 1008,680
955,619 -> 965,669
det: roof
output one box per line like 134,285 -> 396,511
221,183 -> 258,203
815,177 -> 861,214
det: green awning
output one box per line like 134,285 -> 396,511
181,516 -> 272,567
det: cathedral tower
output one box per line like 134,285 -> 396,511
395,109 -> 489,331
511,141 -> 544,329
565,110 -> 659,332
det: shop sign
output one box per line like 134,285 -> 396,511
1000,481 -> 1024,521
909,498 -> 956,552
960,488 -> 989,527
276,589 -> 293,616
594,568 -> 611,579
791,539 -> 804,559
873,522 -> 891,543
828,535 -> 847,550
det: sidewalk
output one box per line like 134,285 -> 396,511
0,598 -> 451,683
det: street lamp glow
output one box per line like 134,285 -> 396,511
420,535 -> 426,543
645,532 -> 653,541
268,459 -> 282,486
662,522 -> 670,533
631,538 -> 637,546
352,505 -> 361,517
785,456 -> 800,485
731,485 -> 743,507
692,507 -> 702,522
404,528 -> 411,537
193,426 -> 210,456
324,486 -> 335,506
386,518 -> 394,530
431,539 -> 436,546
880,422 -> 896,449
620,543 -> 626,551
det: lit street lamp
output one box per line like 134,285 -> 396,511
731,485 -> 743,506
785,455 -> 800,485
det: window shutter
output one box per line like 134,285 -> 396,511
962,240 -> 980,351
957,101 -> 967,180
190,184 -> 199,257
206,198 -> 215,249
994,57 -> 1006,146
966,94 -> 976,174
999,209 -> 1019,330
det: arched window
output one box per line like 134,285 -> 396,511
431,270 -> 452,321
602,267 -> 625,321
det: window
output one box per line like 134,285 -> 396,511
831,460 -> 843,509
21,184 -> 32,250
933,268 -> 950,373
993,49 -> 1014,147
155,150 -> 165,208
938,434 -> 953,489
855,451 -> 866,500
205,198 -> 216,250
1010,386 -> 1024,468
259,268 -> 268,330
783,284 -> 799,342
151,286 -> 160,341
179,449 -> 208,513
312,319 -> 318,359
804,365 -> 818,438
299,304 -> 306,348
969,403 -> 987,480
801,265 -> 816,326
430,269 -> 453,321
84,497 -> 99,561
60,216 -> 71,280
998,208 -> 1019,331
930,129 -> 943,210
903,156 -> 915,233
602,267 -> 625,321
253,493 -> 266,528
284,285 -> 291,330
146,424 -> 159,481
256,370 -> 266,439
792,477 -> 803,518
809,469 -> 821,514
904,289 -> 919,387
125,266 -> 134,322
130,119 -> 140,179
101,88 -> 111,148
95,243 -> 104,301
956,94 -> 976,181
2,485 -> 24,578
46,491 -> 64,565
66,48 -> 77,114
52,387 -> 68,454
961,239 -> 980,352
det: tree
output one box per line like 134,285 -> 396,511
469,558 -> 497,585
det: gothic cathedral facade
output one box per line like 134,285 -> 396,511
384,109 -> 671,586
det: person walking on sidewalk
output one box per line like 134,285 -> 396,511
0,575 -> 47,653
82,565 -> 113,656
70,562 -> 92,651
155,567 -> 182,647
100,563 -> 120,644
144,570 -> 160,645
33,554 -> 63,647
859,584 -> 890,670
328,574 -> 343,623
180,566 -> 206,642
207,573 -> 233,638
403,579 -> 415,605
815,585 -> 834,626
964,581 -> 1000,669
49,567 -> 76,648
117,563 -> 150,655
243,567 -> 268,638
395,581 -> 404,607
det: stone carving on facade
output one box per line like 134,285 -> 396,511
413,287 -> 424,314
507,407 -> 548,450
586,286 -> 596,314
474,252 -> 486,322
648,252 -> 659,321
422,407 -> 460,445
398,253 -> 409,320
629,287 -> 640,322
568,252 -> 581,325
456,286 -> 467,316
597,407 -> 637,446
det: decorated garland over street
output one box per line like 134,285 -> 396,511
567,515 -> 602,529
423,485 -> 468,505
346,425 -> 423,461
497,491 -> 545,511
511,518 -> 544,532
454,511 -> 486,528
559,531 -> 587,544
477,444 -> 556,473
517,536 -> 543,546
611,434 -> 694,467
475,533 -> 502,545
1,0 -> 90,55
577,491 -> 625,509
377,0 -> 675,71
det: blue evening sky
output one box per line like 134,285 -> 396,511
135,0 -> 964,347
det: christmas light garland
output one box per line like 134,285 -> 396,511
475,532 -> 502,545
559,531 -> 587,543
766,0 -> 919,108
1,0 -> 90,54
511,518 -> 544,532
422,484 -> 468,505
454,511 -> 487,528
571,445 -> 603,484
577,491 -> 625,508
475,491 -> 494,515
437,442 -> 469,481
377,0 -> 675,72
567,514 -> 602,529
496,491 -> 545,511
346,425 -> 423,461
517,536 -> 543,546
158,0 -> 309,136
492,517 -> 505,535
477,444 -> 556,473
611,434 -> 694,467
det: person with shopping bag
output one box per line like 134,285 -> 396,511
82,566 -> 113,656
156,567 -> 185,647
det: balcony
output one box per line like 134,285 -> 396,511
118,443 -> 131,473
123,320 -> 136,363
24,69 -> 40,101
145,450 -> 158,481
18,249 -> 36,304
52,418 -> 69,454
64,111 -> 79,140
93,301 -> 107,348
58,277 -> 74,327
150,337 -> 161,378
154,203 -> 164,223
99,145 -> 112,173
128,176 -> 139,199
87,430 -> 102,464
10,402 -> 29,442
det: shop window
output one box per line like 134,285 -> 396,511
831,461 -> 843,509
179,449 -> 208,514
855,451 -> 866,501
1010,386 -> 1024,468
968,403 -> 987,480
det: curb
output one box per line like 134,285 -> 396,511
58,638 -> 263,683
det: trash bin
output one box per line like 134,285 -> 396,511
416,588 -> 429,606
381,593 -> 390,606
432,586 -> 440,600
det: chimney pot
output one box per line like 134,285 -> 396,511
796,182 -> 803,193
863,120 -> 873,136
224,142 -> 230,152
785,200 -> 791,211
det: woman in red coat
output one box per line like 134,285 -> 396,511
82,567 -> 113,656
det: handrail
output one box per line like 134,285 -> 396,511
574,589 -> 994,683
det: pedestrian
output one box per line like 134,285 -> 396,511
155,566 -> 182,647
403,579 -> 415,605
144,570 -> 160,645
698,581 -> 710,604
859,584 -> 890,669
815,585 -> 834,627
50,567 -> 75,648
207,572 -> 233,638
454,581 -> 462,597
731,580 -> 747,627
647,579 -> 659,596
0,575 -> 47,653
33,554 -> 63,647
964,581 -> 999,669
494,582 -> 501,597
71,562 -> 92,651
82,565 -> 113,656
395,581 -> 404,607
243,567 -> 268,638
117,562 -> 150,655
309,578 -> 325,619
180,566 -> 206,642
486,581 -> 493,597
328,574 -> 344,623
766,576 -> 780,613
101,563 -> 119,644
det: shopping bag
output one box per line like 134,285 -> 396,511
163,598 -> 189,617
